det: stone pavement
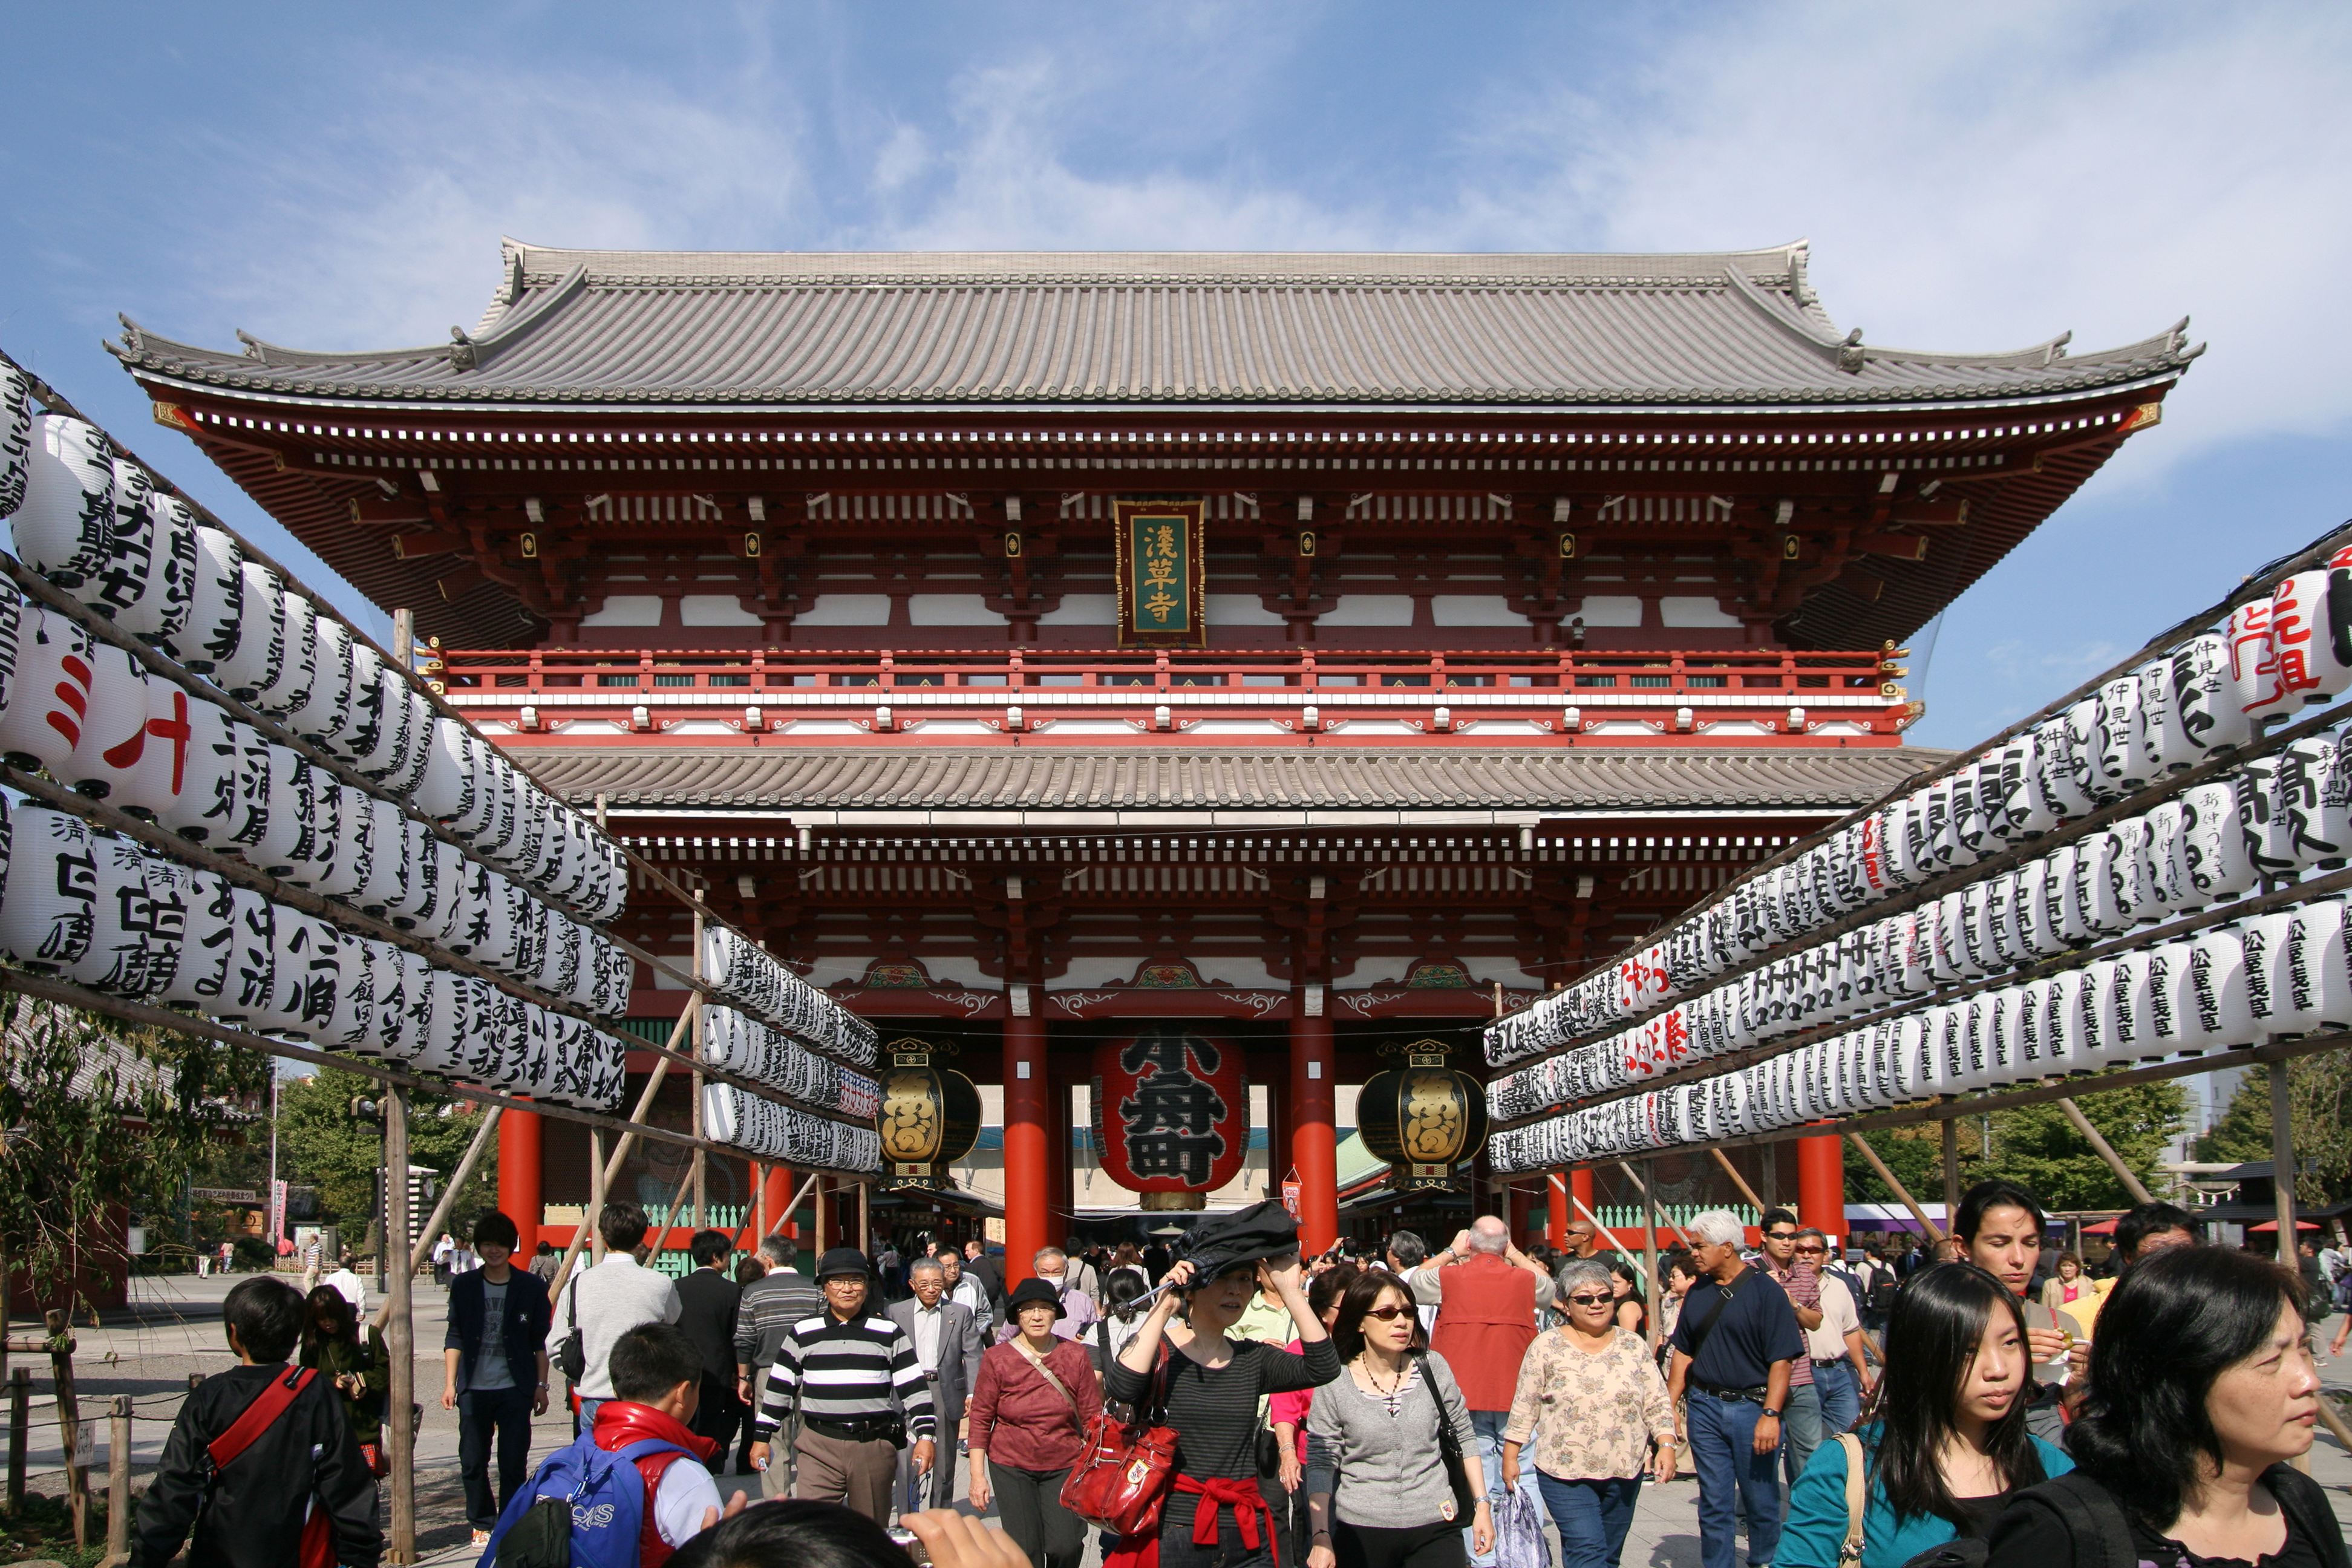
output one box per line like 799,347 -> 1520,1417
13,1274 -> 2352,1566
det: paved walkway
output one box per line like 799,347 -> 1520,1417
17,1275 -> 2352,1566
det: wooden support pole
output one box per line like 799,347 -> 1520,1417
815,1180 -> 830,1253
2055,1098 -> 2154,1206
385,1083 -> 416,1563
858,1182 -> 872,1255
1615,1160 -> 1693,1247
2269,1062 -> 2301,1253
1708,1148 -> 1768,1218
7,1365 -> 27,1515
103,1394 -> 130,1568
1846,1133 -> 1946,1243
768,1174 -> 819,1241
44,1310 -> 86,1547
371,1106 -> 505,1332
587,1130 -> 606,1265
1641,1158 -> 1662,1356
1940,1112 -> 1962,1218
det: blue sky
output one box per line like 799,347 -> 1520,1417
5,4 -> 2350,754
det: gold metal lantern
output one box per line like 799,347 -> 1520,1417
1357,1039 -> 1489,1191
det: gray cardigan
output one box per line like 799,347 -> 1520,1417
1305,1350 -> 1478,1530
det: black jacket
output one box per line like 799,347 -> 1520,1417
676,1266 -> 744,1385
130,1362 -> 380,1568
443,1266 -> 552,1396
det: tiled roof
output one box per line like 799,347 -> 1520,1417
523,745 -> 1947,814
110,239 -> 2197,410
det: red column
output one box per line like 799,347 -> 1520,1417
1290,1008 -> 1338,1255
1570,1168 -> 1595,1223
497,1103 -> 542,1256
1547,1174 -> 1570,1249
762,1165 -> 797,1240
1506,1181 -> 1533,1249
1004,1013 -> 1051,1289
1797,1133 -> 1846,1246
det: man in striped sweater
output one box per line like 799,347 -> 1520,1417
747,1247 -> 935,1524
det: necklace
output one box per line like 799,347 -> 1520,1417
1357,1353 -> 1411,1416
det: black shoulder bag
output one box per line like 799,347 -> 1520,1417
552,1274 -> 586,1383
1680,1267 -> 1750,1365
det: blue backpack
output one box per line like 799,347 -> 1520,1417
477,1426 -> 696,1568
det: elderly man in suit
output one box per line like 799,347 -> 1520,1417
889,1255 -> 987,1512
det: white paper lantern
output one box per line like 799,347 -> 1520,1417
2272,737 -> 2352,869
2137,655 -> 2201,776
2184,929 -> 2256,1052
316,932 -> 378,1053
411,717 -> 476,821
2043,969 -> 2096,1072
114,491 -> 197,648
211,561 -> 284,699
364,945 -> 414,1060
14,416 -> 113,586
379,687 -> 436,797
215,887 -> 276,1024
381,815 -> 438,924
325,645 -> 385,765
2172,632 -> 2254,754
2242,909 -> 2306,1036
2032,716 -> 2095,820
83,457 -> 157,622
0,607 -> 99,774
158,868 -> 236,1010
0,576 -> 27,727
2181,778 -> 2258,906
248,591 -> 316,719
284,617 -> 353,745
2267,570 -> 2352,707
0,365 -> 28,518
1994,732 -> 2059,840
67,832 -> 170,997
0,802 -> 103,973
311,784 -> 371,900
60,643 -> 153,803
2280,899 -> 2352,1035
2093,676 -> 2148,795
353,797 -> 409,914
173,528 -> 243,671
2229,597 -> 2287,723
2143,940 -> 2201,1051
2074,832 -> 2129,936
253,745 -> 315,875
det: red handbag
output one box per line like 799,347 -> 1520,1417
1058,1342 -> 1179,1538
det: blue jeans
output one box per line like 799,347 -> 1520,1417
1812,1362 -> 1860,1437
1537,1474 -> 1643,1568
1686,1394 -> 1781,1568
1469,1410 -> 1541,1568
577,1396 -> 604,1434
1777,1381 -> 1822,1494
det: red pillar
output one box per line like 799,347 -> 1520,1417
1004,1013 -> 1051,1289
1797,1133 -> 1846,1246
497,1103 -> 542,1256
1290,1008 -> 1338,1255
1570,1168 -> 1596,1223
762,1166 -> 797,1240
1547,1174 -> 1570,1249
1507,1181 -> 1533,1249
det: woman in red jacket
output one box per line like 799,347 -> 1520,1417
970,1277 -> 1104,1568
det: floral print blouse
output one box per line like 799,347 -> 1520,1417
1500,1325 -> 1677,1482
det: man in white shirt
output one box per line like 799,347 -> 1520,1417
433,1232 -> 456,1288
552,1201 -> 684,1429
321,1252 -> 367,1316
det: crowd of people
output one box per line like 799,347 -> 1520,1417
122,1184 -> 2345,1568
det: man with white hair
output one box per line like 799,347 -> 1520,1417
1413,1215 -> 1555,1567
1666,1210 -> 1805,1568
994,1246 -> 1099,1344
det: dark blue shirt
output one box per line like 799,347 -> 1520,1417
1670,1267 -> 1805,1391
443,1266 -> 552,1396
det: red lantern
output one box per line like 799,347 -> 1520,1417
1091,1025 -> 1248,1210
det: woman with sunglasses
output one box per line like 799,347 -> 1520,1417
1499,1259 -> 1675,1568
1108,1238 -> 1337,1568
1779,1264 -> 2069,1568
1305,1269 -> 1490,1568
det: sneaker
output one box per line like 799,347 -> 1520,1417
471,1528 -> 492,1548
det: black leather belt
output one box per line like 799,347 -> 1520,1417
1693,1382 -> 1769,1402
805,1414 -> 906,1444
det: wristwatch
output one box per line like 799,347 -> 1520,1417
1760,1406 -> 1783,1419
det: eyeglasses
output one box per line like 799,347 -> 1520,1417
1566,1293 -> 1615,1307
1361,1305 -> 1414,1322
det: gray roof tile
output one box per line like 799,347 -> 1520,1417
112,240 -> 2196,411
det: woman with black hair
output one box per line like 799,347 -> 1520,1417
1305,1269 -> 1489,1568
1987,1246 -> 2344,1568
1106,1212 -> 1338,1568
1603,1258 -> 1647,1337
298,1284 -> 388,1468
1779,1264 -> 2071,1568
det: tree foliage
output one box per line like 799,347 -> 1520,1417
275,1065 -> 498,1252
2197,1056 -> 2352,1206
1844,1076 -> 2186,1214
0,998 -> 269,1311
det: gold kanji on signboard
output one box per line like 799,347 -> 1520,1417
1113,500 -> 1206,646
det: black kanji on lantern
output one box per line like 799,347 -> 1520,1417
1116,1028 -> 1230,1189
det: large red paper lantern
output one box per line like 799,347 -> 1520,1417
1091,1025 -> 1248,1210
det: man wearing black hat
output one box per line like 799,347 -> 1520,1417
749,1246 -> 936,1524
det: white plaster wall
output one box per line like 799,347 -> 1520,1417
1431,595 -> 1520,627
794,594 -> 892,626
1207,594 -> 1287,626
1317,595 -> 1416,627
582,595 -> 663,627
1576,596 -> 1644,626
681,595 -> 760,626
1660,596 -> 1740,628
909,593 -> 1001,626
1037,595 -> 1118,626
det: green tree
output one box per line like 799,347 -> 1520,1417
1978,1076 -> 2186,1211
276,1066 -> 498,1254
2198,1057 -> 2352,1206
1846,1123 -> 1976,1207
0,998 -> 269,1311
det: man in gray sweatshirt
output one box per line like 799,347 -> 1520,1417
552,1200 -> 682,1429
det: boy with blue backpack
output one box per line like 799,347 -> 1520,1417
480,1321 -> 748,1567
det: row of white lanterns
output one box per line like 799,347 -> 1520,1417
701,1003 -> 881,1120
703,1082 -> 884,1172
702,926 -> 880,1069
0,801 -> 629,1107
0,406 -> 626,923
1492,890 -> 2351,1171
1488,554 -> 2352,1069
1490,732 -> 2347,1122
